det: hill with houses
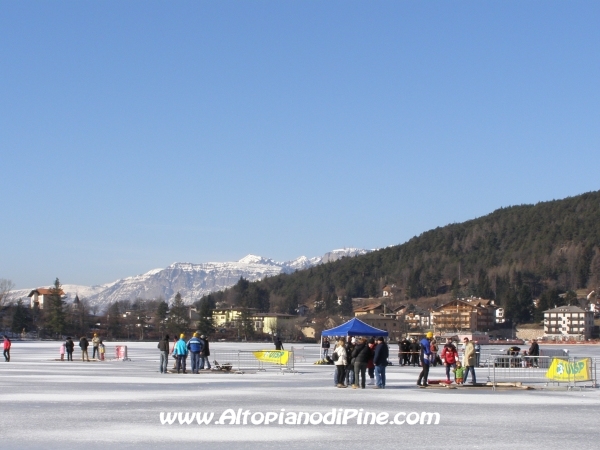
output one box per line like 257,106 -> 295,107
200,190 -> 600,340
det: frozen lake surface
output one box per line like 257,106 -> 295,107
1,341 -> 598,449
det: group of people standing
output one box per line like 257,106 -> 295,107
60,334 -> 104,362
416,333 -> 478,386
326,333 -> 481,389
332,336 -> 389,389
158,332 -> 211,374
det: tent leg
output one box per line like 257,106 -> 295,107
320,335 -> 323,360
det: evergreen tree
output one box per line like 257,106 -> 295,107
577,246 -> 594,287
340,294 -> 353,316
564,290 -> 578,306
516,285 -> 533,323
237,307 -> 254,340
324,292 -> 337,314
45,278 -> 66,337
11,299 -> 30,333
167,292 -> 189,336
106,302 -> 121,339
476,269 -> 494,299
156,300 -> 169,336
314,291 -> 324,313
451,278 -> 460,299
535,288 -> 560,322
196,298 -> 215,336
233,277 -> 270,312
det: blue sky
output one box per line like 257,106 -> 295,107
1,1 -> 599,289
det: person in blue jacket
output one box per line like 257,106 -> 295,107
372,337 -> 389,389
173,333 -> 189,374
417,332 -> 433,387
187,332 -> 204,374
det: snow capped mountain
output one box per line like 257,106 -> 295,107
15,248 -> 372,311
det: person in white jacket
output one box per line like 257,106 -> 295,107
334,340 -> 348,388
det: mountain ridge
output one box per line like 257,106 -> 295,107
10,248 -> 372,310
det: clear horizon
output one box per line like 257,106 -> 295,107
2,1 -> 599,289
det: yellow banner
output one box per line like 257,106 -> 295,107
253,350 -> 289,365
545,358 -> 592,382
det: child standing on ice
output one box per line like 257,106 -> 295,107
453,361 -> 464,384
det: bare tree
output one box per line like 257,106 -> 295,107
0,279 -> 15,307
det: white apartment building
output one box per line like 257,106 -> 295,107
544,305 -> 594,340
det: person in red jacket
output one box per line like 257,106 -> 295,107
3,336 -> 11,362
441,338 -> 459,383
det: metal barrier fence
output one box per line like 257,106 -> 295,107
487,356 -> 598,390
211,350 -> 296,374
477,348 -> 569,368
290,346 -> 308,363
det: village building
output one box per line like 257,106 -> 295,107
210,307 -> 295,335
251,312 -> 296,335
357,313 -> 401,338
543,305 -> 594,340
382,285 -> 394,297
211,306 -> 258,327
431,299 -> 496,332
353,303 -> 384,316
401,310 -> 428,329
27,288 -> 64,310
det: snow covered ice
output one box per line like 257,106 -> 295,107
1,341 -> 599,450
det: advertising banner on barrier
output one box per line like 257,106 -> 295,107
545,358 -> 592,382
252,350 -> 289,365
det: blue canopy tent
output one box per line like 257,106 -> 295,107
320,318 -> 388,358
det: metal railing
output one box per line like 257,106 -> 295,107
211,350 -> 296,374
487,356 -> 597,390
290,346 -> 308,363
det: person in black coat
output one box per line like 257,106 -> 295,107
409,338 -> 420,366
373,337 -> 389,389
352,338 -> 372,389
79,336 -> 90,362
528,339 -> 540,367
158,334 -> 170,373
200,335 -> 211,370
345,339 -> 356,386
322,338 -> 331,358
275,338 -> 284,350
65,337 -> 74,361
399,338 -> 410,366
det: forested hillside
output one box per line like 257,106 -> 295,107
202,191 -> 600,324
